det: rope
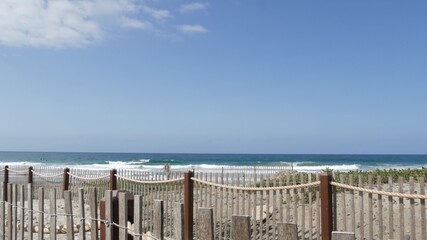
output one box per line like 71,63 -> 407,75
110,222 -> 157,238
115,174 -> 185,184
31,170 -> 64,178
331,181 -> 427,199
191,177 -> 320,191
7,168 -> 28,174
67,172 -> 110,181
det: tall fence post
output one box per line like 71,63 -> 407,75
184,171 -> 194,240
63,168 -> 70,197
28,167 -> 33,184
3,166 -> 8,202
110,169 -> 117,190
320,173 -> 333,240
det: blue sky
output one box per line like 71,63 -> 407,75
0,1 -> 426,154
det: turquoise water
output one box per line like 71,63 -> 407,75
0,151 -> 426,172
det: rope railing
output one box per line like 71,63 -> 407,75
7,168 -> 28,174
31,170 -> 64,178
115,174 -> 185,184
331,181 -> 427,199
67,172 -> 110,181
191,177 -> 320,191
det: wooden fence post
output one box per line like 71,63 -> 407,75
63,168 -> 70,197
184,171 -> 194,240
110,169 -> 117,191
232,215 -> 250,240
28,166 -> 33,184
331,231 -> 355,240
277,222 -> 297,240
198,208 -> 214,240
320,173 -> 333,240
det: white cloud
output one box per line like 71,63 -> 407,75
121,17 -> 152,30
0,0 -> 147,48
143,6 -> 172,21
177,24 -> 207,34
179,2 -> 208,13
0,0 -> 210,48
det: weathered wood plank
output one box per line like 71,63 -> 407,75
349,175 -> 355,233
38,187 -> 44,240
105,190 -> 113,240
377,176 -> 383,240
198,207 -> 214,240
50,188 -> 57,240
89,188 -> 99,240
134,195 -> 143,240
119,192 -> 128,240
331,231 -> 355,240
232,215 -> 250,240
79,188 -> 86,240
18,185 -> 24,240
173,202 -> 184,240
7,184 -> 12,240
340,175 -> 346,231
28,183 -> 33,240
12,184 -> 17,240
0,183 -> 4,240
277,222 -> 297,240
388,176 -> 394,239
368,175 -> 373,240
358,176 -> 364,239
399,177 -> 404,240
64,190 -> 75,240
409,177 -> 415,240
420,177 -> 426,240
153,200 -> 164,240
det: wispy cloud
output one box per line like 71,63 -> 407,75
179,2 -> 209,13
177,24 -> 207,34
0,0 -> 209,48
143,6 -> 172,21
121,17 -> 152,30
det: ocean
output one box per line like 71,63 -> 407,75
0,151 -> 426,173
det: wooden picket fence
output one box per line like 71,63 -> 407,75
1,165 -> 427,239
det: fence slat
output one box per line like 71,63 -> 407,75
18,185 -> 24,240
174,202 -> 184,240
6,184 -> 12,240
377,176 -> 383,240
368,175 -> 373,240
119,192 -> 128,240
28,183 -> 33,240
79,188 -> 86,240
153,200 -> 164,240
277,222 -> 297,240
198,208 -> 214,240
388,176 -> 394,240
0,183 -> 4,240
134,195 -> 143,240
64,190 -> 75,240
50,188 -> 57,240
11,184 -> 17,240
340,175 -> 346,232
38,187 -> 44,240
232,215 -> 250,240
409,177 -> 415,240
105,190 -> 113,240
358,176 -> 364,239
420,177 -> 426,240
89,188 -> 99,240
399,177 -> 404,240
